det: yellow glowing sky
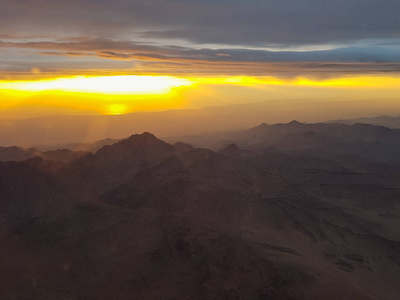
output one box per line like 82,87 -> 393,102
1,0 -> 400,122
0,75 -> 192,95
0,74 -> 399,119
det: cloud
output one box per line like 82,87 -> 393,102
1,46 -> 400,79
2,37 -> 400,62
1,0 -> 399,47
1,0 -> 400,79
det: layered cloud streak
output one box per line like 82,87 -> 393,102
0,0 -> 399,78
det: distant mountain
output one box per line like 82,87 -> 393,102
0,146 -> 42,162
1,127 -> 400,299
0,146 -> 90,162
330,115 -> 400,129
175,120 -> 400,163
2,98 -> 400,147
36,137 -> 122,152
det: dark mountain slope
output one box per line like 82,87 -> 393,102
77,132 -> 176,192
0,161 -> 76,228
0,129 -> 400,299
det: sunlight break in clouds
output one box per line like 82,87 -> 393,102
0,75 -> 193,95
0,74 -> 400,119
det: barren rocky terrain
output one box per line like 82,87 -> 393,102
1,122 -> 400,299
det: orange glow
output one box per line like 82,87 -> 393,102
293,76 -> 400,88
190,75 -> 400,88
0,74 -> 400,119
2,75 -> 399,97
0,75 -> 193,95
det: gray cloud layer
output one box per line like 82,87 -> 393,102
1,0 -> 400,77
2,0 -> 400,46
1,38 -> 399,62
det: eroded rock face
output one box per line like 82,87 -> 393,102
1,127 -> 400,300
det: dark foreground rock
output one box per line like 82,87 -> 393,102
1,125 -> 400,299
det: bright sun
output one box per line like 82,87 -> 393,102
108,104 -> 127,115
0,75 -> 192,95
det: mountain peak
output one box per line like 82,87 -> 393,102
222,143 -> 240,151
254,122 -> 270,130
127,132 -> 157,140
95,132 -> 175,158
218,143 -> 247,159
120,132 -> 165,147
287,120 -> 301,125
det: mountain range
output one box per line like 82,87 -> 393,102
2,98 -> 400,148
331,115 -> 400,129
1,121 -> 400,299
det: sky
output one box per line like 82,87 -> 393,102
1,0 -> 400,119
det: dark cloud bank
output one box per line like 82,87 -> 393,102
1,0 -> 399,76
